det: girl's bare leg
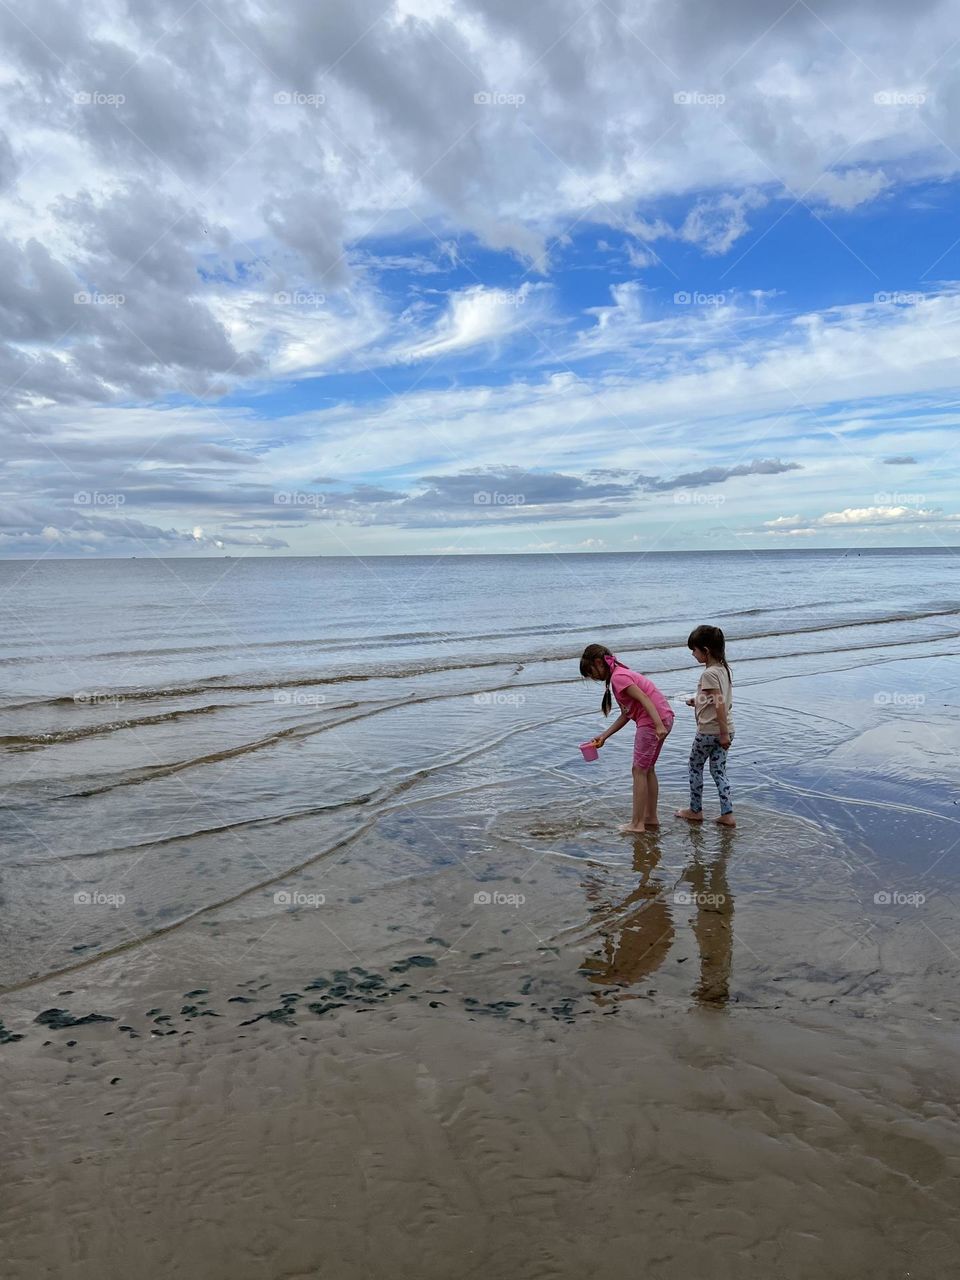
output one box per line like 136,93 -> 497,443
644,767 -> 659,826
619,767 -> 648,833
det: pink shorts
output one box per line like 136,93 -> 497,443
633,713 -> 674,770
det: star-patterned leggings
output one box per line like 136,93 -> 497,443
688,733 -> 733,815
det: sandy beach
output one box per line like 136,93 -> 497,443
3,767 -> 960,1278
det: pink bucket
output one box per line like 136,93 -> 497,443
579,741 -> 599,762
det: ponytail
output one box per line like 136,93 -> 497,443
687,624 -> 732,683
579,643 -> 618,715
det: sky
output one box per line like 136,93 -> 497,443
2,0 -> 960,557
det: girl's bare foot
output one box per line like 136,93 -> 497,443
644,819 -> 660,829
619,822 -> 646,834
716,814 -> 736,827
675,808 -> 703,822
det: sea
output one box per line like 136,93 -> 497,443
1,547 -> 959,997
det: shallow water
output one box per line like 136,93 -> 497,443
1,549 -> 959,995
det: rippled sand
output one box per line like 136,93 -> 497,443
2,795 -> 959,1279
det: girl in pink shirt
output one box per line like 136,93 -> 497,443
579,643 -> 675,834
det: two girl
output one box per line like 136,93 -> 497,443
580,625 -> 735,832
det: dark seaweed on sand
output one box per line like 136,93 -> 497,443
34,1008 -> 116,1030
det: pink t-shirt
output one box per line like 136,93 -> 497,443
610,663 -> 673,728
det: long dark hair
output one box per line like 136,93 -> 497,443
580,643 -> 619,715
687,624 -> 732,683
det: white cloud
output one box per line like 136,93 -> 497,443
808,168 -> 890,211
391,282 -> 546,363
764,505 -> 960,534
5,0 -> 960,553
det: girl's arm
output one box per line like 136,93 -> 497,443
624,684 -> 669,737
594,710 -> 630,746
706,690 -> 731,747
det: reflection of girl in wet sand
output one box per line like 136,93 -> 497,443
581,831 -> 734,1007
580,839 -> 675,994
579,644 -> 674,835
682,831 -> 734,1005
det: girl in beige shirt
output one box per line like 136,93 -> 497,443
676,624 -> 736,827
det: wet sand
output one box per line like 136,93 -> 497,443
3,555 -> 960,1278
2,785 -> 960,1279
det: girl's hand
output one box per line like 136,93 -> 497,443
654,722 -> 669,740
592,736 -> 605,749
685,697 -> 695,707
719,734 -> 731,749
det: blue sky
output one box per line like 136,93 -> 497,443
2,0 -> 960,555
